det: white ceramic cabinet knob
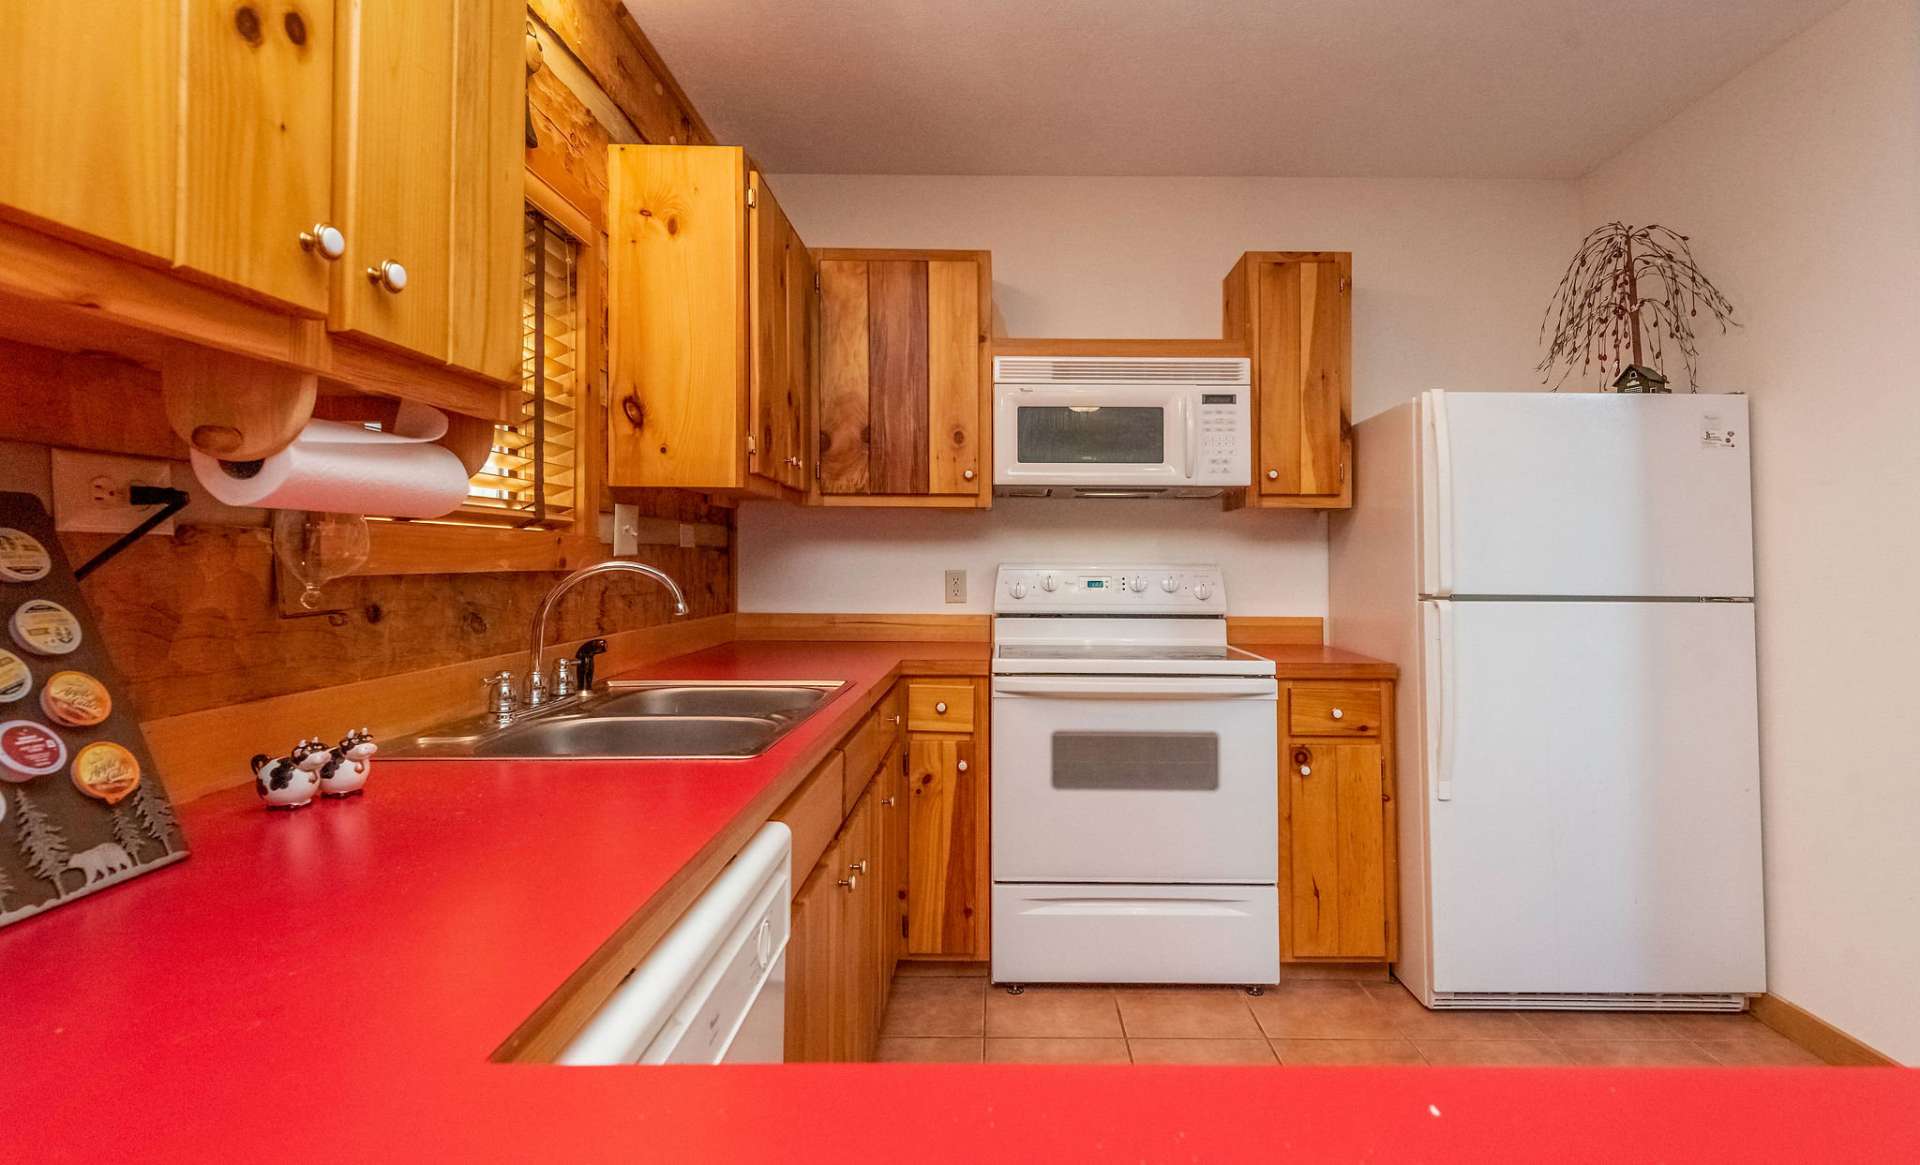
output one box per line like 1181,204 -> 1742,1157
956,760 -> 969,773
366,259 -> 408,293
963,469 -> 976,481
934,702 -> 948,714
1299,764 -> 1312,776
1331,708 -> 1344,720
1267,469 -> 1280,480
299,222 -> 345,260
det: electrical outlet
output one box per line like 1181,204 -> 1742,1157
612,502 -> 639,556
50,451 -> 177,535
678,523 -> 696,549
943,569 -> 967,604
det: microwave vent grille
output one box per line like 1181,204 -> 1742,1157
993,357 -> 1249,385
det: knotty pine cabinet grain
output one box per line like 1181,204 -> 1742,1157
1279,679 -> 1398,962
1223,251 -> 1354,508
607,146 -> 813,497
814,249 -> 992,507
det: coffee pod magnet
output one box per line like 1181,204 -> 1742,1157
0,649 -> 30,705
72,741 -> 141,804
10,599 -> 82,656
0,528 -> 52,583
41,671 -> 111,727
0,720 -> 67,781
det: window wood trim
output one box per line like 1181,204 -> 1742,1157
348,171 -> 609,577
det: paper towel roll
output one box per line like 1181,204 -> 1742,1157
190,404 -> 474,518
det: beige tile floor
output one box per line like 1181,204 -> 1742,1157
874,963 -> 1828,1066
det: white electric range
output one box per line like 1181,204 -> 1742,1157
990,564 -> 1280,986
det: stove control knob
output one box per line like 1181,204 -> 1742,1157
1160,576 -> 1179,593
1193,581 -> 1214,601
1128,576 -> 1147,593
1010,581 -> 1028,599
1042,574 -> 1057,592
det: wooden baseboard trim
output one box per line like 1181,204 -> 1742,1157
1751,992 -> 1898,1066
734,612 -> 992,642
143,614 -> 737,803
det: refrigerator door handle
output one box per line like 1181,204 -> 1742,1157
1430,599 -> 1455,802
1431,390 -> 1455,597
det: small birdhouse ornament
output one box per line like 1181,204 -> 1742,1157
320,728 -> 377,798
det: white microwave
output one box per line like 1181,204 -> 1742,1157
992,357 -> 1251,497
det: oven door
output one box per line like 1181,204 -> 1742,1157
990,675 -> 1278,883
993,384 -> 1192,487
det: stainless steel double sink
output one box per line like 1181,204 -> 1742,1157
384,680 -> 846,760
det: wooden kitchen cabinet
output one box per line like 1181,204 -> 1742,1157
905,678 -> 990,958
1223,251 -> 1353,508
785,780 -> 886,1062
1279,679 -> 1397,962
814,249 -> 992,507
333,0 -> 522,379
607,146 -> 813,496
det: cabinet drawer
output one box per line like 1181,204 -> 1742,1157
1288,685 -> 1383,736
773,751 -> 845,879
907,681 -> 975,733
842,688 -> 903,813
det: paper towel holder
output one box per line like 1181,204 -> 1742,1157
162,348 -> 318,461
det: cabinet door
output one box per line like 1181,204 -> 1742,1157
925,259 -> 983,493
783,219 -> 817,490
882,741 -> 910,971
0,3 -> 179,261
177,0 -> 335,314
446,0 -> 524,380
907,732 -> 985,957
332,0 -> 455,361
1255,256 -> 1350,499
786,857 -> 841,1062
1285,740 -> 1387,959
834,790 -> 878,1061
748,171 -> 793,489
816,259 -> 871,493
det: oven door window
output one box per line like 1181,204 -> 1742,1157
1051,731 -> 1219,791
1016,406 -> 1165,464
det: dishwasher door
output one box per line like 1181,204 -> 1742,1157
558,822 -> 792,1065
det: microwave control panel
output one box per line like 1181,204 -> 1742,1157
1196,392 -> 1250,484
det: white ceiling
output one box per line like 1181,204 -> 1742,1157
628,0 -> 1845,178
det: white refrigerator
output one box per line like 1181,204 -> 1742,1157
1329,391 -> 1765,1009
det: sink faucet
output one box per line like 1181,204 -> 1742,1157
525,560 -> 688,707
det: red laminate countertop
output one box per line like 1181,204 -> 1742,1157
4,639 -> 1912,1161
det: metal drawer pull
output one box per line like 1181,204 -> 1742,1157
838,873 -> 859,891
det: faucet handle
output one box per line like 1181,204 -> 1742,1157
481,671 -> 518,716
550,656 -> 578,700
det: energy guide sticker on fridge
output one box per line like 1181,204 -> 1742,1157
1702,414 -> 1738,448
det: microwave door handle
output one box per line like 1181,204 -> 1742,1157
1179,395 -> 1196,479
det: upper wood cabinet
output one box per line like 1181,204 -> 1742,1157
1223,251 -> 1353,508
0,1 -> 522,422
815,249 -> 991,508
606,146 -> 812,497
1,2 -> 335,314
335,0 -> 522,380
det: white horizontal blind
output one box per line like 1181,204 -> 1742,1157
462,207 -> 581,526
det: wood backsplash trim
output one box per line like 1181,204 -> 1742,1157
145,614 -> 737,802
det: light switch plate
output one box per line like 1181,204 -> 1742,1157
50,450 -> 177,535
944,569 -> 966,604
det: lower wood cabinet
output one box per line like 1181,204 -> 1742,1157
1279,679 -> 1398,962
781,676 -> 987,1061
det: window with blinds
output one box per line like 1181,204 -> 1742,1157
461,207 -> 581,526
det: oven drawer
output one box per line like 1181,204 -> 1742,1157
907,681 -> 975,733
1288,684 -> 1383,736
992,883 -> 1278,985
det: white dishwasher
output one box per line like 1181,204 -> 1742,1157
559,822 -> 791,1064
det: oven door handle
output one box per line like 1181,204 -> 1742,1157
992,676 -> 1278,699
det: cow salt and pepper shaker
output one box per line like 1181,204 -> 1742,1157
320,728 -> 376,797
251,738 -> 329,809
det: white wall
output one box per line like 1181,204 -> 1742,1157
741,176 -> 1580,615
1581,0 -> 1920,1062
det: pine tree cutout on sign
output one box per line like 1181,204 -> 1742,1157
14,789 -> 73,899
132,782 -> 178,855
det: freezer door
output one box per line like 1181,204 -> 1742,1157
1422,392 -> 1754,598
1423,599 -> 1764,995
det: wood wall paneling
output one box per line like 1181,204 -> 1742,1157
527,0 -> 712,149
867,261 -> 930,494
817,260 -> 871,493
